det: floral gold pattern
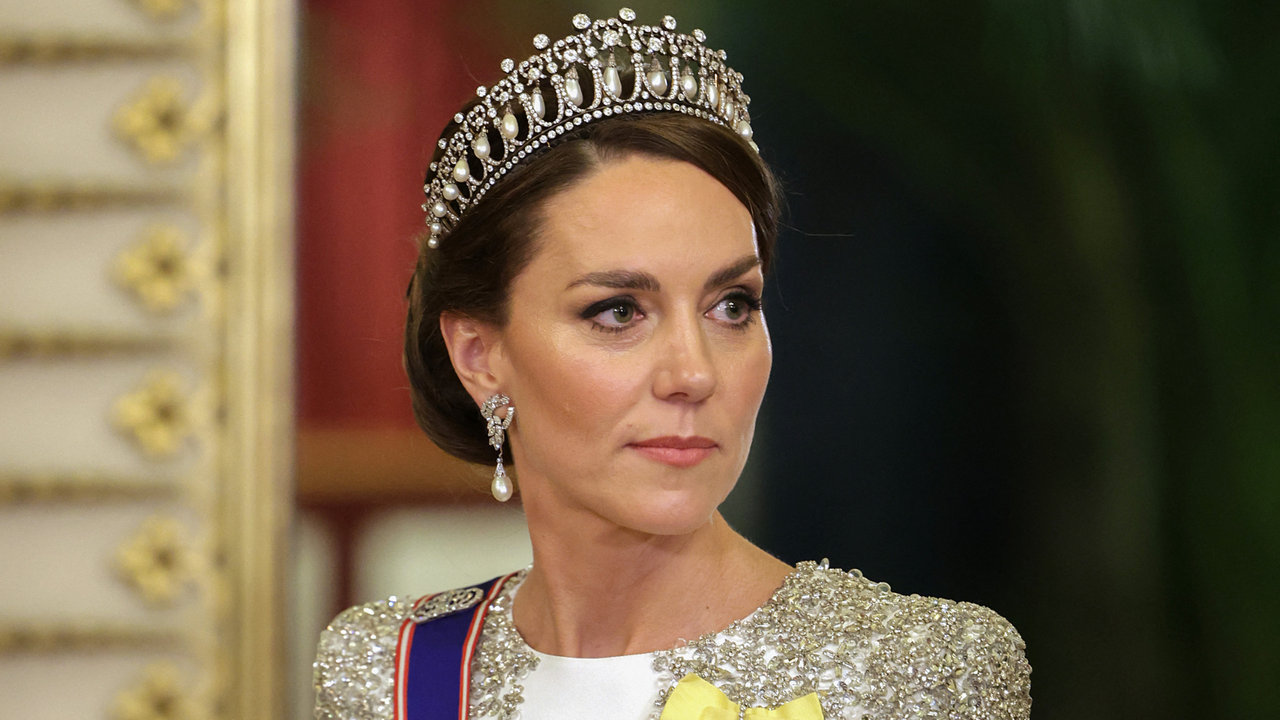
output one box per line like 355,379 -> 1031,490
0,0 -> 295,718
116,516 -> 193,605
115,226 -> 195,312
113,663 -> 194,720
114,77 -> 216,164
112,371 -> 192,457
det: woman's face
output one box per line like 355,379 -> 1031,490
485,154 -> 771,536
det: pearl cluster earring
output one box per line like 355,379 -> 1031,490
481,394 -> 515,501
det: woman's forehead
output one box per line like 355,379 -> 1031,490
534,155 -> 757,276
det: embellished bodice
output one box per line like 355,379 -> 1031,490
314,561 -> 1032,720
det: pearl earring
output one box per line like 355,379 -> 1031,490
481,394 -> 515,502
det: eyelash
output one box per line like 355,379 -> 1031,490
580,296 -> 642,334
580,290 -> 762,334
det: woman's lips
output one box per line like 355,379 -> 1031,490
628,436 -> 717,468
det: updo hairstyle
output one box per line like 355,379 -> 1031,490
404,111 -> 782,465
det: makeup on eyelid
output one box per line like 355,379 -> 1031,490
577,290 -> 762,334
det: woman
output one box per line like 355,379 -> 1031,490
315,9 -> 1031,720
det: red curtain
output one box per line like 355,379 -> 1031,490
297,0 -> 500,430
295,0 -> 501,501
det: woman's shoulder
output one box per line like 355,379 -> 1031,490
787,560 -> 1031,718
676,560 -> 1032,719
313,595 -> 417,720
782,559 -> 1028,643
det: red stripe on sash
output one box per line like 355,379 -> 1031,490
455,574 -> 517,720
395,594 -> 438,720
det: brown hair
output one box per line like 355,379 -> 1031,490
404,111 -> 782,465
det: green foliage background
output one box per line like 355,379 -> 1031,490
485,1 -> 1279,716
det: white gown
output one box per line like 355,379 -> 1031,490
523,648 -> 660,720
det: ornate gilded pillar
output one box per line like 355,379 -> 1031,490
0,0 -> 294,718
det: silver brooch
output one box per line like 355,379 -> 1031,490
411,586 -> 485,623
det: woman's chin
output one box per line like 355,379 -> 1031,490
606,487 -> 726,536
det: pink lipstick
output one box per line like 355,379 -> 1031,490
628,435 -> 717,468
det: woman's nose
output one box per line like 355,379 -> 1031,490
651,314 -> 717,403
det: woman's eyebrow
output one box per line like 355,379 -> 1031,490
566,269 -> 660,292
564,255 -> 760,293
703,255 -> 761,292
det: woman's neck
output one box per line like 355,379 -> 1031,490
511,508 -> 792,658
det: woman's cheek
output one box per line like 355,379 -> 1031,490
534,332 -> 644,431
727,339 -> 771,440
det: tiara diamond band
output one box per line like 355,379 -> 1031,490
421,7 -> 756,249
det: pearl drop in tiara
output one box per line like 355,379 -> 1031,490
422,7 -> 757,249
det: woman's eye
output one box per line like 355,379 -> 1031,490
587,299 -> 642,330
709,292 -> 760,325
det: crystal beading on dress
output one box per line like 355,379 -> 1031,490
420,7 -> 757,249
650,561 -> 1032,720
314,562 -> 1032,720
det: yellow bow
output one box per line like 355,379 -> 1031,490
658,673 -> 824,720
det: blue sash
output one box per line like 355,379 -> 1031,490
395,574 -> 515,720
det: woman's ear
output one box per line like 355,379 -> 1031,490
439,311 -> 505,407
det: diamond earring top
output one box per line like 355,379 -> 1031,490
422,7 -> 757,250
481,394 -> 515,502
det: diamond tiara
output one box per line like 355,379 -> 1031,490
421,7 -> 757,249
